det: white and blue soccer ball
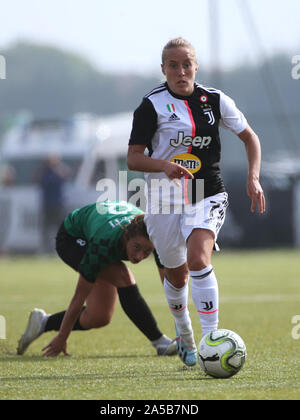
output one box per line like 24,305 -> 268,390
198,329 -> 247,378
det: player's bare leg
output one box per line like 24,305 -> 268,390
79,278 -> 117,329
98,262 -> 176,355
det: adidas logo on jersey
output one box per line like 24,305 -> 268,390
168,113 -> 180,122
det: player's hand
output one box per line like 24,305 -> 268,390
42,334 -> 70,357
163,161 -> 194,180
247,175 -> 266,214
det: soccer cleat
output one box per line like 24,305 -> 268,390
17,308 -> 47,355
155,335 -> 177,356
175,324 -> 197,366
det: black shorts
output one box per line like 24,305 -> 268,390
55,223 -> 88,272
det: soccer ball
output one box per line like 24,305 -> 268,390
198,329 -> 247,378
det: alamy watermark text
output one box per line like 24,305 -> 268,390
291,55 -> 300,80
0,55 -> 6,79
0,315 -> 6,339
291,315 -> 300,339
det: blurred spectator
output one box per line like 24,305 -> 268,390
0,163 -> 16,187
36,154 -> 71,253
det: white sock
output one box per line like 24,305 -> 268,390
190,265 -> 219,337
40,314 -> 50,334
151,334 -> 171,347
163,277 -> 192,331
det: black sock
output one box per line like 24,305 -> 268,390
44,307 -> 87,331
117,284 -> 162,342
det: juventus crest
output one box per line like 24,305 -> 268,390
203,107 -> 216,125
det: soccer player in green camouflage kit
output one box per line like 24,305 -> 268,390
17,201 -> 176,357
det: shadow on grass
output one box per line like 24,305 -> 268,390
0,354 -> 213,383
0,354 -> 158,363
1,369 -> 212,383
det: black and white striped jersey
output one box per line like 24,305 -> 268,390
129,82 -> 247,199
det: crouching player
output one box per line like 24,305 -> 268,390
17,201 -> 176,357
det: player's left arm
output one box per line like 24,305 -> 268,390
42,275 -> 93,357
238,124 -> 266,214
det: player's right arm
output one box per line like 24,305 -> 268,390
127,98 -> 193,180
42,275 -> 92,357
127,145 -> 193,180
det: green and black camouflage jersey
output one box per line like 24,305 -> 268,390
63,201 -> 143,283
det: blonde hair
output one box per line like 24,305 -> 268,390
161,37 -> 197,64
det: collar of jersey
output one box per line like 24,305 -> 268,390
165,82 -> 197,100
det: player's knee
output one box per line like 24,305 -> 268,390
80,309 -> 112,329
165,264 -> 189,289
92,316 -> 112,328
83,315 -> 112,329
188,249 -> 211,271
187,229 -> 214,270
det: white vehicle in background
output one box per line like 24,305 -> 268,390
0,112 -> 136,253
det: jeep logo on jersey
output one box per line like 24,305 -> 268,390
171,153 -> 202,174
170,131 -> 212,149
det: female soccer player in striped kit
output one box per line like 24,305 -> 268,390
127,37 -> 265,367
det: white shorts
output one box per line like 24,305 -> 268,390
145,192 -> 228,268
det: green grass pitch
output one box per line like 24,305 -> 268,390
0,250 -> 299,400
